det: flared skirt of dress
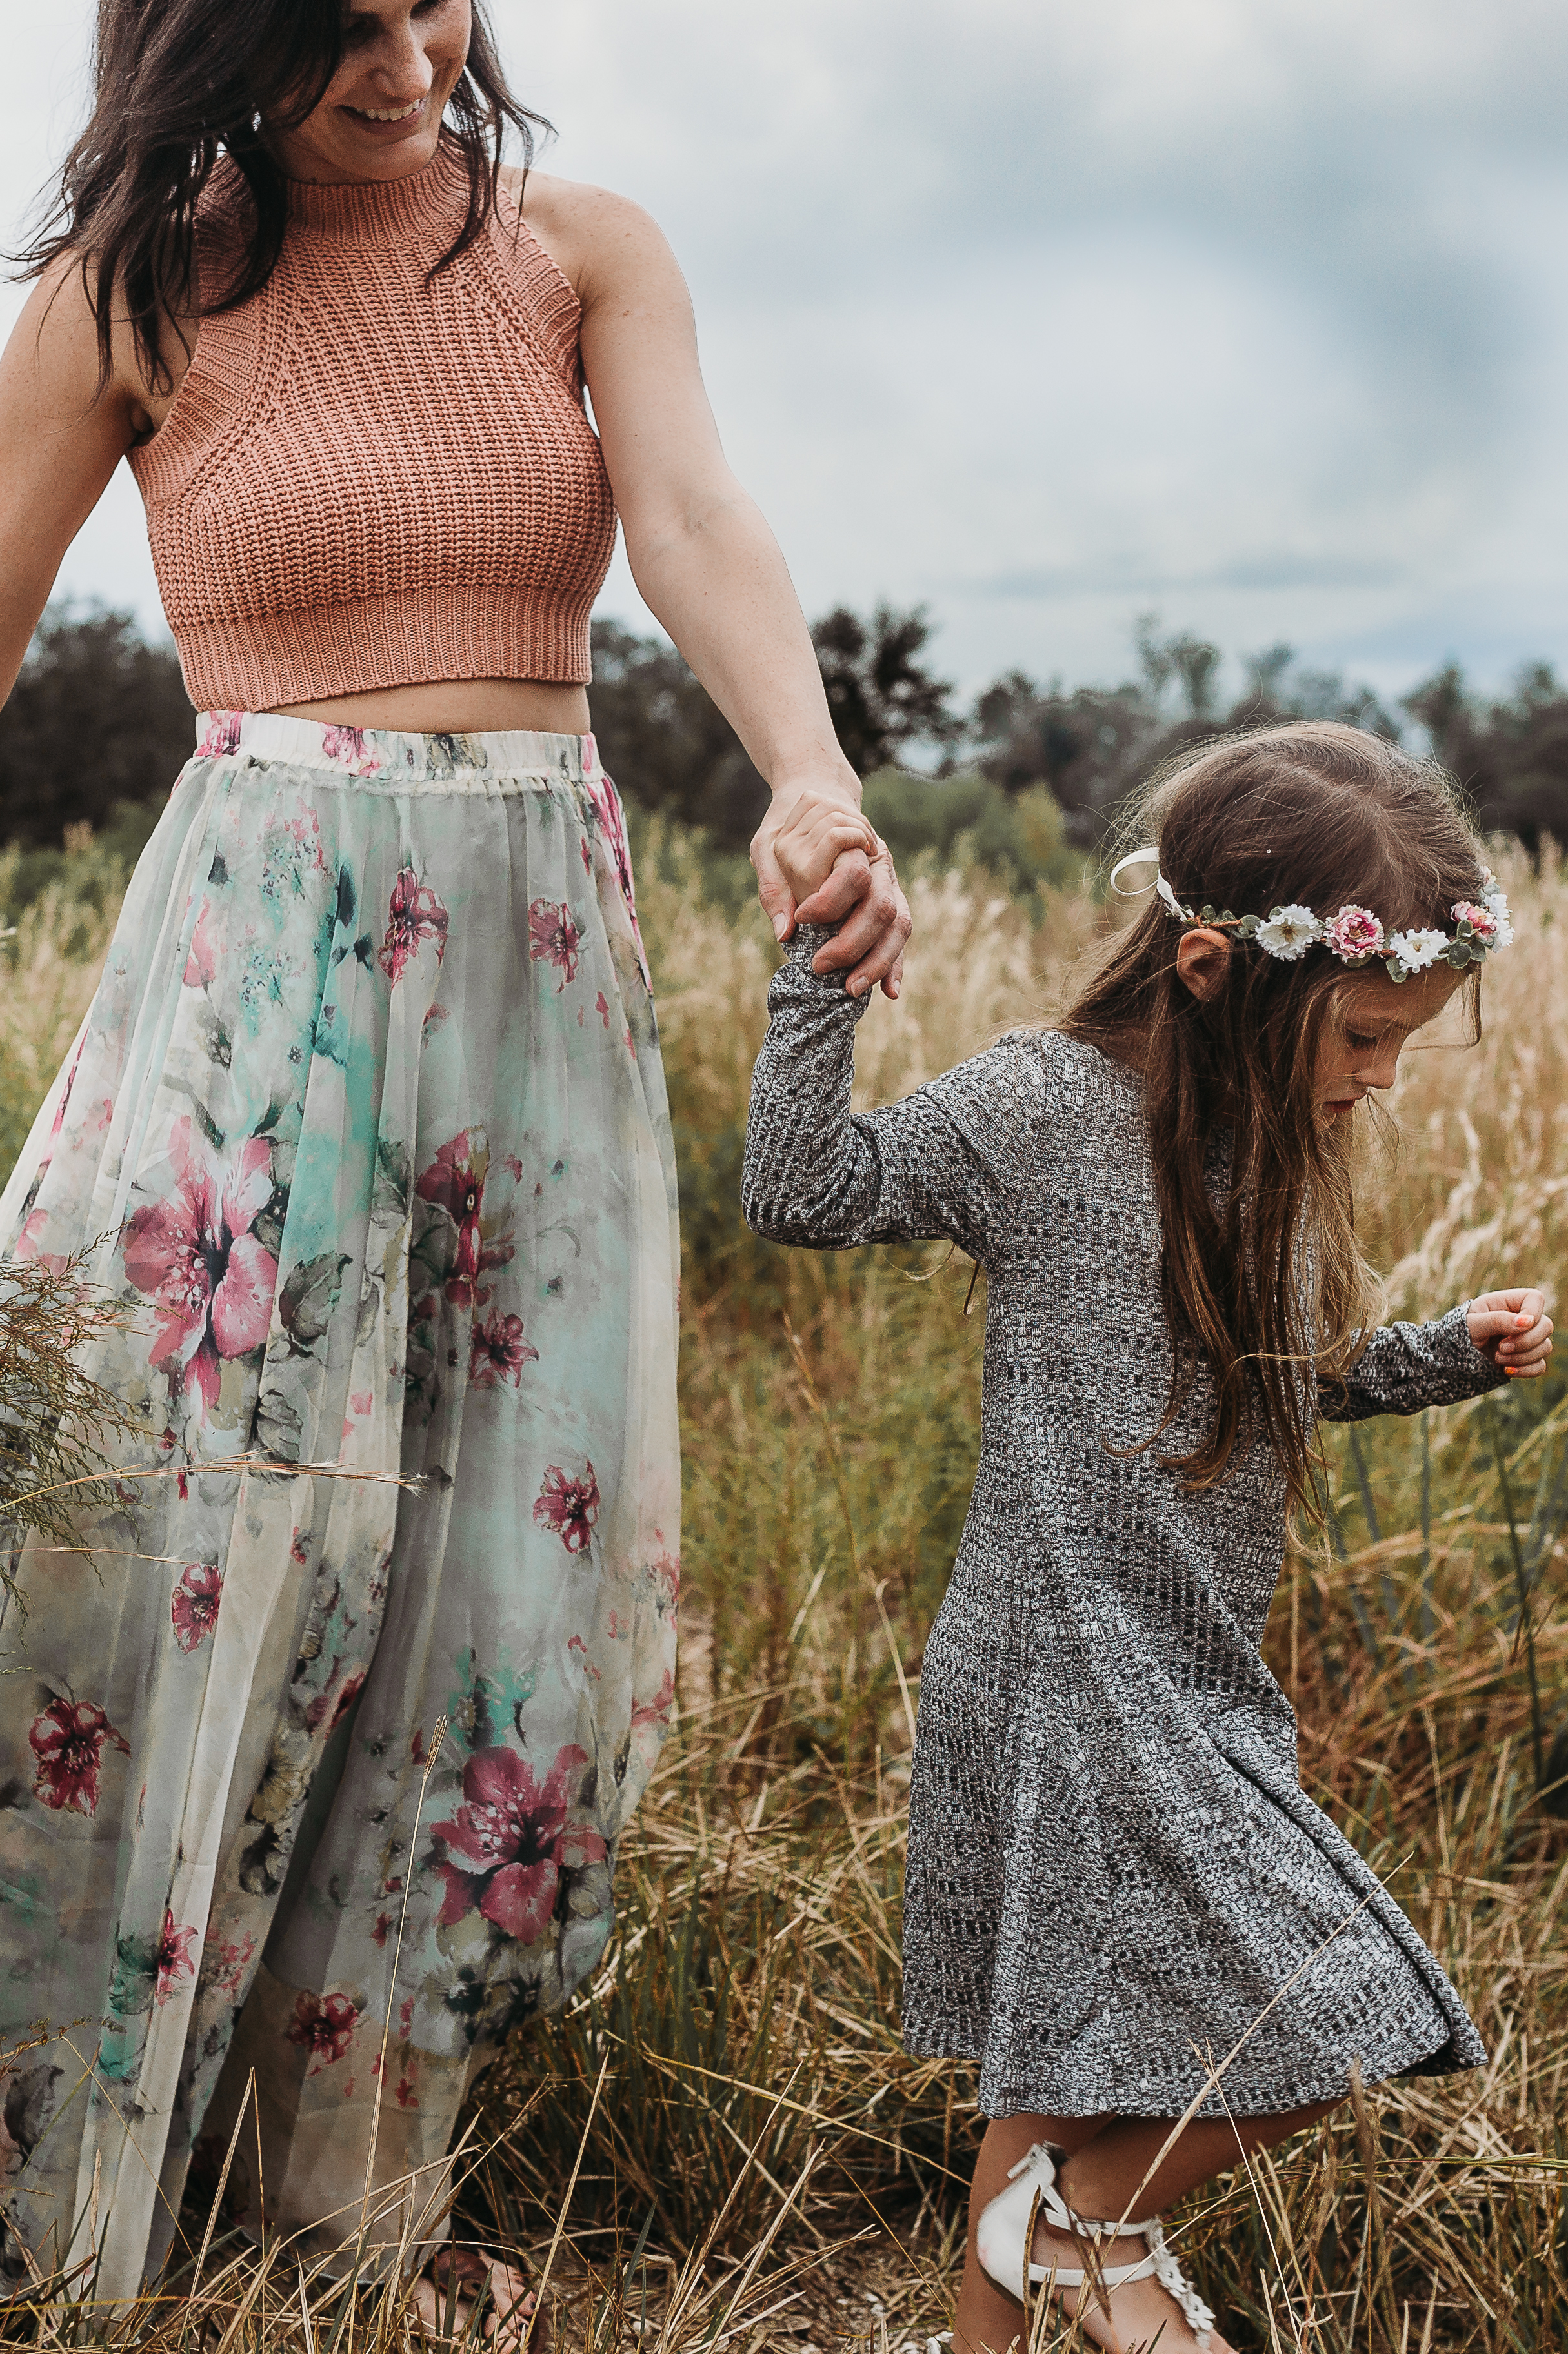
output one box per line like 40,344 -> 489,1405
901,1519 -> 1486,2119
0,717 -> 680,2295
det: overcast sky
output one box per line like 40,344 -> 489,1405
6,0 -> 1567,707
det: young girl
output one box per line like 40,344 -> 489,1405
743,721 -> 1551,2354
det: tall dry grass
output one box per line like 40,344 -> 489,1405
0,831 -> 124,1184
0,827 -> 1562,2350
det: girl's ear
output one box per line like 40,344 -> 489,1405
1174,925 -> 1234,1002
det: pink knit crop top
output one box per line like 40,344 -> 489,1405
130,141 -> 617,710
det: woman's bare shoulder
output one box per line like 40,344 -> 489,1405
10,248 -> 194,444
498,166 -> 679,301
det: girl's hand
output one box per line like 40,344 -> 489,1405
752,785 -> 912,1000
1467,1289 -> 1554,1377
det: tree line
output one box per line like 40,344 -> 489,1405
5,601 -> 1568,867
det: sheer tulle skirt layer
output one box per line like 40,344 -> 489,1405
0,717 -> 679,2294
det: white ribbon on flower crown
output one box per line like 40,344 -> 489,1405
1105,845 -> 1513,982
1109,846 -> 1187,919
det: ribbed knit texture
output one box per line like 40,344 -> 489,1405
130,141 -> 617,709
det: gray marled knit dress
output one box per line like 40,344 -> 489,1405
742,932 -> 1496,2120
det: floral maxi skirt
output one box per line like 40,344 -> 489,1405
0,718 -> 681,2296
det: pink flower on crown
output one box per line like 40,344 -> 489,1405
1323,905 -> 1385,963
1452,899 -> 1498,945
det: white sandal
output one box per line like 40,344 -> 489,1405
975,2141 -> 1216,2349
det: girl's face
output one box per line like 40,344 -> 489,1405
267,0 -> 472,186
1316,964 -> 1463,1118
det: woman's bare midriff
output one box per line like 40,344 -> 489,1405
276,678 -> 593,736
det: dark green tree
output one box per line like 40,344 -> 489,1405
970,672 -> 1158,846
970,630 -> 1406,853
0,605 -> 192,848
586,619 -> 766,850
1135,618 -> 1222,719
590,604 -> 967,849
1405,661 -> 1568,851
810,603 -> 963,778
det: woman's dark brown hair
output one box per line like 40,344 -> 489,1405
1060,719 -> 1491,1514
15,0 -> 548,393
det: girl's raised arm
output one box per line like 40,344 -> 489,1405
742,927 -> 1054,1263
1318,1306 -> 1514,1421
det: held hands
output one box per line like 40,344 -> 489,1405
1467,1289 -> 1554,1378
750,780 -> 912,1000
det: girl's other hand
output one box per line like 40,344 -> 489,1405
1467,1288 -> 1554,1376
752,785 -> 912,1000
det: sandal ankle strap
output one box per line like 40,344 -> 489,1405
997,2142 -> 1217,2344
1003,2143 -> 1158,2240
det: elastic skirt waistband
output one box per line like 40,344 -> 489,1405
194,710 -> 603,789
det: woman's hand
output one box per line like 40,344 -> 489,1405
752,783 -> 912,1000
1467,1289 -> 1554,1376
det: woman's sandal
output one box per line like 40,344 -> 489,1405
975,2142 -> 1215,2351
414,2246 -> 538,2348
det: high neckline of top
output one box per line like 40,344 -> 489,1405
284,135 -> 468,239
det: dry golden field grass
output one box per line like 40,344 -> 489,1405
0,825 -> 1562,2351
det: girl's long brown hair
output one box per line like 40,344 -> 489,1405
15,0 -> 548,394
1060,720 -> 1489,1513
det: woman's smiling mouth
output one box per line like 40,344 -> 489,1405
345,99 -> 425,123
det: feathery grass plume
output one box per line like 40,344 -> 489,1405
0,1251 -> 147,1598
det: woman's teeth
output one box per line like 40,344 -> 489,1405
352,100 -> 423,121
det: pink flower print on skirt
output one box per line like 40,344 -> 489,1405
378,866 -> 448,982
121,1122 -> 277,1416
29,1696 -> 130,1816
432,1742 -> 607,1943
534,1462 -> 601,1553
528,898 -> 583,988
170,1562 -> 223,1651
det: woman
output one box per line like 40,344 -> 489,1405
0,0 -> 909,2309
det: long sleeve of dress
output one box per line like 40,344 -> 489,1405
741,929 -> 1054,1265
1317,1302 -> 1506,1421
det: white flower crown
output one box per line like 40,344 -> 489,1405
1109,850 -> 1513,983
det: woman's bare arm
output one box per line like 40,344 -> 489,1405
525,175 -> 910,998
0,261 -> 156,706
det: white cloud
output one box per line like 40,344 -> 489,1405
5,0 -> 1567,705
